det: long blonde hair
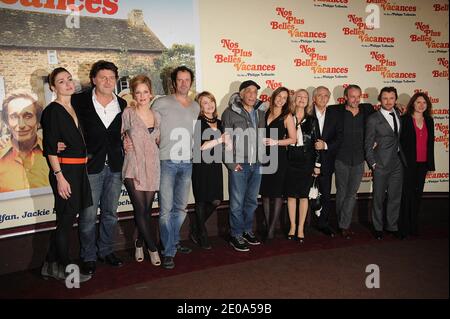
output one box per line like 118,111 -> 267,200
290,89 -> 311,115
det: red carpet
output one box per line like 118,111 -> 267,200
0,224 -> 447,299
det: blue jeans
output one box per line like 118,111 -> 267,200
79,165 -> 123,261
159,160 -> 192,257
228,164 -> 262,238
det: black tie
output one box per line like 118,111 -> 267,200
389,112 -> 398,136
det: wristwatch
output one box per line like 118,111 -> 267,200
53,170 -> 62,175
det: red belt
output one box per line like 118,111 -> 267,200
58,157 -> 88,164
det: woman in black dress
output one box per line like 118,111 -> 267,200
40,67 -> 92,283
190,91 -> 227,249
285,89 -> 321,243
259,87 -> 296,240
399,92 -> 435,238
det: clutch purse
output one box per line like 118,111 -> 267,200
308,177 -> 322,217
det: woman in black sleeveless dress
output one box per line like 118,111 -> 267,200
259,87 -> 296,240
40,68 -> 92,283
190,91 -> 226,249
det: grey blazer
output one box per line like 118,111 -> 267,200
365,109 -> 406,170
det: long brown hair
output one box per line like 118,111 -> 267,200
406,92 -> 432,117
268,87 -> 290,119
48,67 -> 71,91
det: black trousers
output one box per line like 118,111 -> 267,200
315,172 -> 333,229
399,162 -> 428,236
46,206 -> 78,266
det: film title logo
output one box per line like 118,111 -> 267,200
336,84 -> 369,104
435,123 -> 449,149
366,0 -> 416,13
214,39 -> 276,72
266,80 -> 283,90
271,7 -> 327,39
343,14 -> 395,44
271,7 -> 304,30
0,0 -> 119,15
413,89 -> 440,104
260,82 -> 295,103
431,108 -> 448,124
366,51 -> 416,79
433,58 -> 449,78
294,44 -> 348,75
362,170 -> 373,180
426,172 -> 449,183
259,80 -> 285,102
433,3 -> 449,11
410,22 -> 448,49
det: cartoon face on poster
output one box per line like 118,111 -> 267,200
0,0 -> 198,228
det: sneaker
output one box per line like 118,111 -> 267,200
162,256 -> 175,269
242,232 -> 261,245
176,244 -> 192,254
229,236 -> 250,252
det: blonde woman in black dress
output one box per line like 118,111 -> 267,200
285,89 -> 321,243
40,67 -> 92,283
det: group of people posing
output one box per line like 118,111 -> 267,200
37,60 -> 435,286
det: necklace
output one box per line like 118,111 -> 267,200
202,115 -> 217,123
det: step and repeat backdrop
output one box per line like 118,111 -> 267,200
0,0 -> 448,235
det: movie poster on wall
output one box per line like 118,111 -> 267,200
197,0 -> 448,194
0,0 -> 199,231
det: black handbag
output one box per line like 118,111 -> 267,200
309,177 -> 322,216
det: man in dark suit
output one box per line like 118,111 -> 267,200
312,86 -> 342,237
70,60 -> 127,275
365,86 -> 406,240
329,85 -> 375,239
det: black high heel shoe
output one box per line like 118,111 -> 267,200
287,234 -> 296,240
297,236 -> 305,244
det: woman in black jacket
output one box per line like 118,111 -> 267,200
285,89 -> 321,243
399,92 -> 435,238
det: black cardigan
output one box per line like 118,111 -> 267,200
400,114 -> 435,171
71,89 -> 127,174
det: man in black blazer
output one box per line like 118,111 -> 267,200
365,87 -> 406,240
71,61 -> 127,275
312,86 -> 342,237
329,85 -> 375,239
